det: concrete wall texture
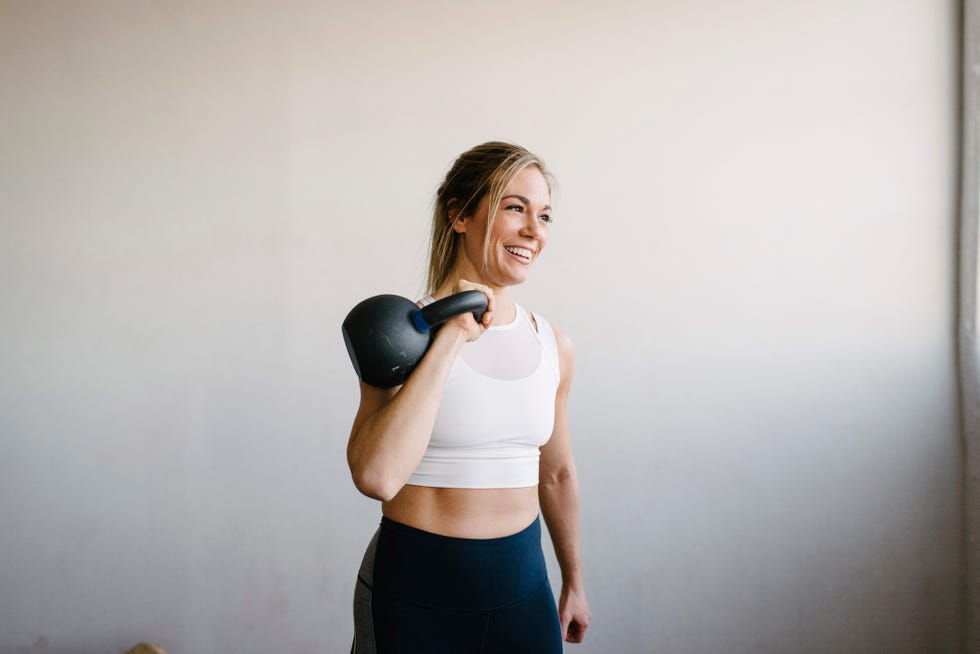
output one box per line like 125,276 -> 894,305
0,1 -> 963,652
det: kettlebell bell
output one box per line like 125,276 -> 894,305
342,290 -> 489,388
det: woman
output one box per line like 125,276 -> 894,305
349,142 -> 590,653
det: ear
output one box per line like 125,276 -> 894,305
448,198 -> 468,234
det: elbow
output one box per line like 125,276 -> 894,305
350,467 -> 403,502
348,446 -> 404,501
540,463 -> 576,488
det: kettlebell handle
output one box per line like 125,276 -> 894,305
411,290 -> 489,333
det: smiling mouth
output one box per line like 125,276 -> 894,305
504,246 -> 533,262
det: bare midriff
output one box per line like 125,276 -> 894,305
382,485 -> 540,539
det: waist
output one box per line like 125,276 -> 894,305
383,485 -> 539,538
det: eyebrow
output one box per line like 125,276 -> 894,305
502,194 -> 552,212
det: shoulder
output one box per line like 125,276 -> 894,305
529,307 -> 569,342
550,322 -> 574,382
549,322 -> 573,355
526,309 -> 572,351
530,310 -> 574,385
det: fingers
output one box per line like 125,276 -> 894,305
559,605 -> 590,643
482,285 -> 494,327
455,279 -> 494,328
565,619 -> 587,643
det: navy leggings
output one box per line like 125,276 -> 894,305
352,516 -> 563,653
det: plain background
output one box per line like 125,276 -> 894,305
0,1 -> 963,652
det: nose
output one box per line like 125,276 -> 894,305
521,214 -> 545,239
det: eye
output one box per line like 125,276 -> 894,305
539,214 -> 553,224
506,204 -> 524,213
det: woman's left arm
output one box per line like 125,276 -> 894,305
539,324 -> 591,644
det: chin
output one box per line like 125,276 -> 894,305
490,259 -> 538,287
504,272 -> 531,287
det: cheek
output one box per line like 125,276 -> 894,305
488,224 -> 510,244
501,208 -> 528,228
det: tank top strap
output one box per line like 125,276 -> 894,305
518,305 -> 560,383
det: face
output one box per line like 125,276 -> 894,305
453,166 -> 552,288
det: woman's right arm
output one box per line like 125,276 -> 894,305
346,285 -> 494,501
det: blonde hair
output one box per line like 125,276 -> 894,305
123,644 -> 167,654
427,142 -> 554,294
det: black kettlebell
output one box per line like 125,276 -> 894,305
342,290 -> 489,388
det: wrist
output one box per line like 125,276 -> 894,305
432,323 -> 469,350
561,573 -> 586,592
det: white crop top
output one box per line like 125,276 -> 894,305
407,300 -> 561,489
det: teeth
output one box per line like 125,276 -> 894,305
505,246 -> 533,259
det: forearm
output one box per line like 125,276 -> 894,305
348,327 -> 467,500
539,463 -> 584,588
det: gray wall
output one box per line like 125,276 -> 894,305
961,1 -> 980,649
0,1 -> 962,652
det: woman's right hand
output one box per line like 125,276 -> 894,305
440,279 -> 495,342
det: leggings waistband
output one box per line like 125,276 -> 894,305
372,516 -> 548,611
